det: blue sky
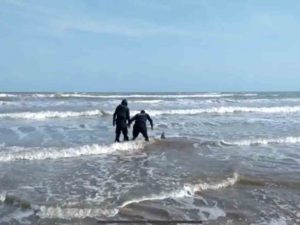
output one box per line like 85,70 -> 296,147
0,0 -> 300,92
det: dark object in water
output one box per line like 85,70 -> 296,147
4,194 -> 31,209
160,132 -> 166,139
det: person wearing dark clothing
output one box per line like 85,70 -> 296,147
113,99 -> 130,142
129,110 -> 153,141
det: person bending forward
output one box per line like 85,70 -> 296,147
129,110 -> 153,141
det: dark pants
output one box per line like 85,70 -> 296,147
115,120 -> 128,142
132,125 -> 149,141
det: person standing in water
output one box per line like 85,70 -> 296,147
113,99 -> 130,142
129,110 -> 153,141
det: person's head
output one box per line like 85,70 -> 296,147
140,110 -> 145,114
121,99 -> 128,106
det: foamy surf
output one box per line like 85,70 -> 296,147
222,136 -> 300,146
0,93 -> 17,98
0,110 -> 105,120
0,141 -> 147,161
0,191 -> 6,202
2,106 -> 300,120
37,173 -> 238,219
55,93 -> 235,99
184,173 -> 239,193
38,206 -> 117,219
118,173 -> 239,215
143,106 -> 300,116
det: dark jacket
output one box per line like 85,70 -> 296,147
113,100 -> 130,125
129,112 -> 153,128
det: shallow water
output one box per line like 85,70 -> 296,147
0,92 -> 299,225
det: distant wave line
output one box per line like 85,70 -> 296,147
1,106 -> 300,120
0,93 -> 258,99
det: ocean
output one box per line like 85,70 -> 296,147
0,92 -> 299,225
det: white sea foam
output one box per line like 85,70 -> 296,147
38,206 -> 117,219
184,172 -> 239,193
143,106 -> 300,116
0,191 -> 6,202
53,93 -> 236,99
0,93 -> 16,98
119,173 -> 239,212
224,136 -> 300,146
253,217 -> 288,225
32,93 -> 56,98
198,206 -> 226,220
241,93 -> 258,96
133,100 -> 163,104
2,106 -> 299,120
0,141 -> 146,162
0,110 -> 104,120
37,173 -> 238,219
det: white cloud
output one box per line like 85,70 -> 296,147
59,18 -> 197,38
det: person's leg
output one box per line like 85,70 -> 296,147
115,125 -> 121,142
140,126 -> 149,141
132,125 -> 139,140
122,126 -> 129,141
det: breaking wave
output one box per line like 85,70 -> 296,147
0,93 -> 259,99
197,136 -> 300,148
144,106 -> 300,116
38,206 -> 117,219
117,173 -> 238,215
133,100 -> 164,104
0,141 -> 147,161
52,93 -> 236,99
223,136 -> 300,146
0,173 -> 238,219
2,106 -> 300,120
0,110 -> 105,120
37,173 -> 238,219
0,93 -> 17,98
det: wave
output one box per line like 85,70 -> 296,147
0,173 -> 238,219
143,106 -> 300,116
118,173 -> 238,213
133,100 -> 164,104
36,173 -> 238,219
32,94 -> 56,98
0,141 -> 147,162
3,105 -> 300,121
197,136 -> 300,148
0,93 -> 17,98
32,93 -> 237,99
0,110 -> 105,120
0,93 -> 260,99
107,106 -> 300,117
38,206 -> 117,219
222,136 -> 300,146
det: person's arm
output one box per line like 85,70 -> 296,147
147,114 -> 153,129
126,108 -> 130,124
113,106 -> 118,126
128,115 -> 136,126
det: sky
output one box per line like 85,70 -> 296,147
0,0 -> 300,92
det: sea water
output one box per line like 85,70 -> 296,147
0,92 -> 299,224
